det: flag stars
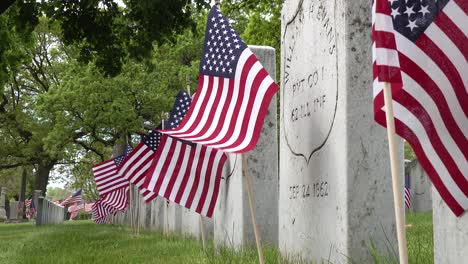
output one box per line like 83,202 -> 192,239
419,5 -> 430,16
391,7 -> 400,19
406,19 -> 418,31
404,5 -> 416,17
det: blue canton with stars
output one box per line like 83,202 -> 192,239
165,90 -> 192,130
142,129 -> 162,152
389,0 -> 450,42
200,6 -> 248,78
114,145 -> 133,167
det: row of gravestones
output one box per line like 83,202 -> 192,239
0,188 -> 42,221
107,1 -> 467,263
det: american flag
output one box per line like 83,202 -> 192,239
25,198 -> 36,219
405,175 -> 411,209
99,186 -> 129,212
68,201 -> 85,213
85,202 -> 95,213
143,93 -> 227,218
60,189 -> 83,206
92,145 -> 132,197
92,200 -> 117,223
117,130 -> 162,202
372,0 -> 467,216
160,6 -> 279,153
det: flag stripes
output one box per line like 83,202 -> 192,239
143,135 -> 226,217
93,159 -> 130,197
372,0 -> 467,216
405,187 -> 411,209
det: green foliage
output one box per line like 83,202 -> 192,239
46,187 -> 71,201
406,212 -> 434,264
404,141 -> 417,161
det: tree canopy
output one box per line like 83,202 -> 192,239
0,0 -> 283,197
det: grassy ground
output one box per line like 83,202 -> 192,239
0,212 -> 433,264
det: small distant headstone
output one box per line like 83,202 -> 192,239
0,187 -> 6,221
9,201 -> 19,220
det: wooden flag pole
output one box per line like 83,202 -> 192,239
242,155 -> 264,264
383,82 -> 408,264
186,73 -> 208,250
161,113 -> 170,237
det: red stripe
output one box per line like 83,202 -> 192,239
397,90 -> 468,195
119,143 -> 145,177
174,145 -> 197,204
163,143 -> 187,198
206,154 -> 226,217
453,0 -> 468,12
375,110 -> 464,216
153,139 -> 178,195
184,146 -> 207,208
375,0 -> 391,15
142,135 -> 169,191
416,34 -> 468,116
398,54 -> 467,158
195,150 -> 218,213
242,80 -> 280,152
434,11 -> 468,61
373,30 -> 397,50
184,78 -> 225,140
196,78 -> 235,142
174,76 -> 205,130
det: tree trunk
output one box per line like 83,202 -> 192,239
35,161 -> 54,196
20,168 -> 27,219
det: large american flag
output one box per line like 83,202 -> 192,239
159,6 -> 279,153
91,201 -> 115,224
60,189 -> 83,206
143,94 -> 227,217
92,145 -> 132,197
372,0 -> 467,216
99,186 -> 129,212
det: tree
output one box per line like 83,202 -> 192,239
46,186 -> 70,201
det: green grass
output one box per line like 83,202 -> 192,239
0,213 -> 434,264
406,212 -> 434,264
0,221 -> 283,264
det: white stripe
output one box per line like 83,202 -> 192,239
182,77 -> 220,137
201,151 -> 223,215
190,147 -> 212,211
119,146 -> 146,176
94,166 -> 116,177
390,102 -> 468,209
374,46 -> 400,68
129,162 -> 151,185
185,78 -> 230,140
227,76 -> 274,152
147,137 -> 173,191
374,13 -> 394,33
169,146 -> 192,201
92,160 -> 114,171
196,49 -> 252,145
121,148 -> 152,180
165,76 -> 210,134
443,1 -> 468,36
373,78 -> 385,98
179,144 -> 203,207
395,31 -> 468,136
401,72 -> 467,178
425,23 -> 468,89
158,141 -> 182,195
211,60 -> 262,148
94,168 -> 117,180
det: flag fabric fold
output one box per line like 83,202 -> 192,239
143,90 -> 227,217
372,0 -> 467,216
92,146 -> 132,197
159,6 -> 279,153
60,189 -> 83,206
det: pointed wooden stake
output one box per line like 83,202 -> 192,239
383,82 -> 408,264
242,155 -> 264,264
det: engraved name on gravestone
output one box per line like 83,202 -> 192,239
282,0 -> 338,164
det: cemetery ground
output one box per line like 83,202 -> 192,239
0,212 -> 433,264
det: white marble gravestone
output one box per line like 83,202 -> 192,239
406,160 -> 432,212
181,208 -> 214,240
432,187 -> 468,264
0,187 -> 6,221
214,45 -> 279,249
280,0 -> 402,262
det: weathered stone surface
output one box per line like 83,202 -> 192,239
10,201 -> 19,220
433,187 -> 468,264
165,201 -> 182,234
280,0 -> 401,262
181,208 -> 213,240
0,187 -> 6,221
405,160 -> 432,212
214,45 -> 278,248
